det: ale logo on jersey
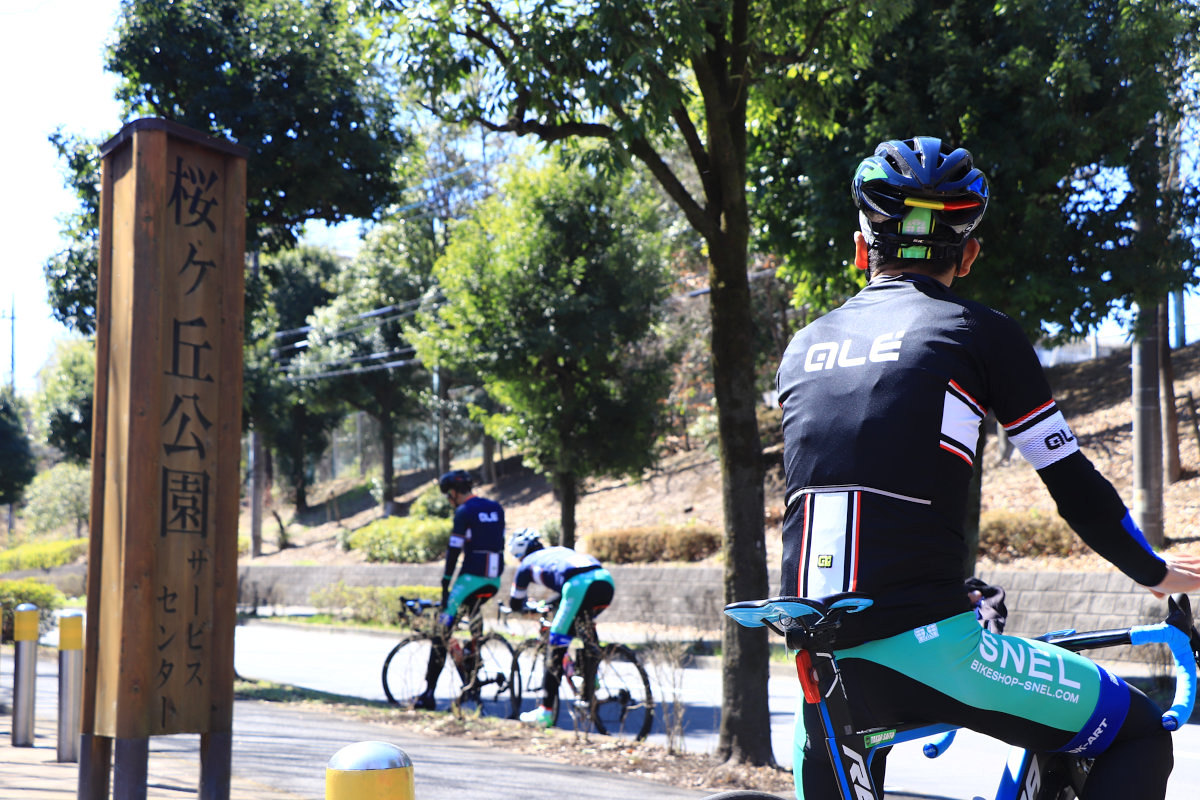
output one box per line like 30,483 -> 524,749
804,331 -> 904,372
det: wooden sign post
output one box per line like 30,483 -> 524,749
80,118 -> 246,800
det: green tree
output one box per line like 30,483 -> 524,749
754,0 -> 1198,334
369,0 -> 910,763
46,0 -> 410,335
21,462 -> 92,538
298,227 -> 434,515
32,339 -> 96,465
245,245 -> 347,515
414,156 -> 673,548
0,389 -> 37,508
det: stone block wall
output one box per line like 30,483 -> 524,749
7,561 -> 1183,673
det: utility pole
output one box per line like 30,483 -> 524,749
2,296 -> 14,539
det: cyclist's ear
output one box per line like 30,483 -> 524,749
854,231 -> 869,271
956,238 -> 980,279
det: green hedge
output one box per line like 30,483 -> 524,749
345,517 -> 453,563
0,578 -> 66,642
0,538 -> 89,572
309,581 -> 441,626
585,525 -> 722,563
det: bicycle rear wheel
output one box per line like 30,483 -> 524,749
456,633 -> 520,719
381,634 -> 460,707
585,643 -> 654,741
514,638 -> 564,725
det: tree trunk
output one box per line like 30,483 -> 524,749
1132,311 -> 1164,547
708,242 -> 773,767
250,428 -> 264,557
380,414 -> 396,516
557,471 -> 578,550
437,368 -> 451,474
1160,300 -> 1180,484
481,433 -> 497,485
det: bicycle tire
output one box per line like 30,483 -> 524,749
697,793 -> 786,800
455,633 -> 521,719
586,642 -> 654,741
514,638 -> 563,725
381,634 -> 447,706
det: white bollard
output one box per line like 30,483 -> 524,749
326,741 -> 415,799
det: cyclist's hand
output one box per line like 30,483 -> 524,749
1147,554 -> 1200,598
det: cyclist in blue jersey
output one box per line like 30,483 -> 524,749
776,136 -> 1200,799
412,469 -> 506,710
506,528 -> 615,727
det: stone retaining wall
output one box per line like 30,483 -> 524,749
6,562 -> 1179,671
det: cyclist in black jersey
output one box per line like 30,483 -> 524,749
412,469 -> 506,710
776,136 -> 1200,800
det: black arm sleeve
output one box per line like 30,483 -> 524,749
443,546 -> 461,580
1037,451 -> 1167,587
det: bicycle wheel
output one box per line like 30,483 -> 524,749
381,634 -> 460,707
697,793 -> 786,799
586,643 -> 654,741
456,633 -> 520,719
514,638 -> 564,725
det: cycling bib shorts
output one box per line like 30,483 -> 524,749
443,573 -> 500,623
550,568 -> 614,644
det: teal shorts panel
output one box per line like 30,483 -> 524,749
550,569 -> 614,639
838,611 -> 1101,732
446,573 -> 500,619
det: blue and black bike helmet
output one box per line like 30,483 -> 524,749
438,469 -> 472,495
851,136 -> 989,260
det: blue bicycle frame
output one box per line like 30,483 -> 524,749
725,593 -> 1199,800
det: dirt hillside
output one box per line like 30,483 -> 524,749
243,342 -> 1200,571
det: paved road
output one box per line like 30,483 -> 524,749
2,647 -> 706,800
233,620 -> 1200,800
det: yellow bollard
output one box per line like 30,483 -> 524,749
14,604 -> 38,642
58,611 -> 85,762
12,603 -> 39,746
326,741 -> 414,800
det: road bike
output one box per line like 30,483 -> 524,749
380,597 -> 520,719
706,591 -> 1199,800
506,599 -> 655,741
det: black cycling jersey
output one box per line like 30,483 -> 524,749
443,495 -> 505,579
775,272 -> 1165,646
511,546 -> 602,597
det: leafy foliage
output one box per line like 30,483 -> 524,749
20,464 -> 92,538
0,579 -> 66,642
753,0 -> 1200,337
413,156 -> 674,544
0,539 -> 90,573
0,388 -> 36,507
109,0 -> 408,251
309,580 -> 440,627
32,339 -> 95,464
345,517 -> 452,563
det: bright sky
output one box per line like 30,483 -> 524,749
0,0 -> 123,397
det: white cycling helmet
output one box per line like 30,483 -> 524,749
508,528 -> 544,559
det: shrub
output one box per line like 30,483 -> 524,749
978,510 -> 1085,561
585,525 -> 722,563
0,578 -> 66,642
345,517 -> 452,563
309,581 -> 440,626
0,538 -> 89,572
409,484 -> 452,520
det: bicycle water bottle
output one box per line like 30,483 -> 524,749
563,653 -> 575,678
449,639 -> 464,667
